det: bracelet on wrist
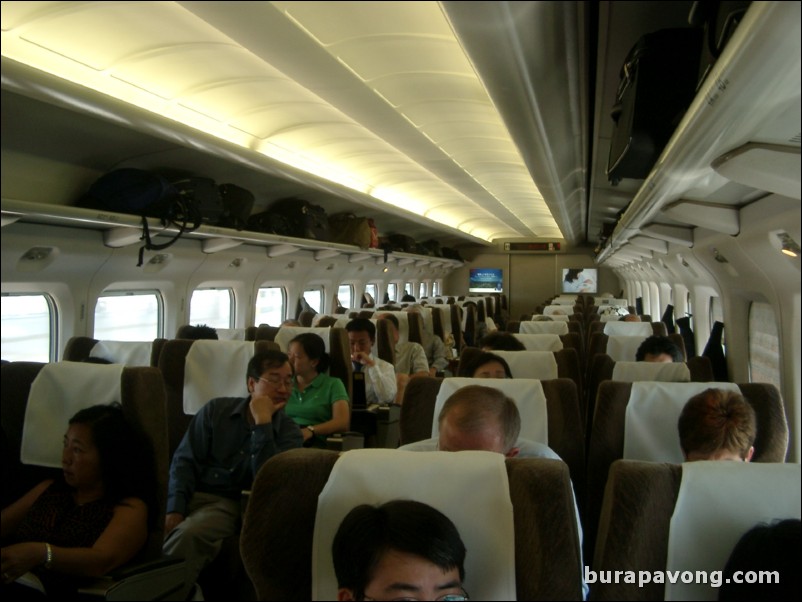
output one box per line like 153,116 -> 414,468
44,542 -> 53,569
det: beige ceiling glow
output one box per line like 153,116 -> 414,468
1,1 -> 562,243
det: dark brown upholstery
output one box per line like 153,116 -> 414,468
0,362 -> 170,562
254,324 -> 280,341
585,354 -> 714,428
399,376 -> 586,519
240,449 -> 583,601
590,460 -> 682,601
506,320 -> 521,333
375,317 -> 395,364
62,335 -> 166,367
585,380 -> 789,563
450,304 -> 463,351
407,311 -> 424,344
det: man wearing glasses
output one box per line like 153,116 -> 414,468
163,350 -> 303,593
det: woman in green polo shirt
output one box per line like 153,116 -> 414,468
286,332 -> 350,447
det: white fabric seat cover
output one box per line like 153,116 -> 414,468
183,340 -> 255,413
519,321 -> 569,335
491,350 -> 558,380
23,362 -> 124,466
606,335 -> 649,362
666,462 -> 801,601
623,381 -> 740,463
274,326 -> 331,352
90,340 -> 152,366
433,377 -> 548,444
512,333 -> 563,351
603,321 -> 652,336
612,361 -> 690,383
312,449 -> 516,601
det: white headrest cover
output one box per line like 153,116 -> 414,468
623,381 -> 741,462
512,333 -> 563,351
183,340 -> 255,414
612,362 -> 690,383
606,335 -> 648,361
22,362 -> 124,467
433,377 -> 548,444
376,311 -> 410,343
492,350 -> 558,380
215,328 -> 246,341
666,462 -> 802,601
312,449 -> 516,601
543,305 -> 568,315
603,321 -> 652,336
519,321 -> 569,335
600,313 -> 626,322
90,340 -> 152,366
545,314 -> 570,321
275,326 -> 330,353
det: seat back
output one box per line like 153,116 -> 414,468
1,361 -> 169,561
586,380 -> 789,566
157,339 -> 277,457
63,336 -> 165,367
400,376 -> 585,513
513,333 -> 563,351
240,448 -> 583,600
587,332 -> 687,363
592,460 -> 801,601
519,321 -> 570,335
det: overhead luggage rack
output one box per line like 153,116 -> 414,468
0,198 -> 464,267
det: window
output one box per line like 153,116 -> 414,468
418,281 -> 427,299
365,283 -> 378,305
337,284 -> 353,310
748,302 -> 780,388
404,282 -> 413,296
387,283 -> 398,303
95,291 -> 161,341
1,293 -> 56,362
433,281 -> 441,297
303,287 -> 323,314
255,287 -> 286,326
189,289 -> 233,328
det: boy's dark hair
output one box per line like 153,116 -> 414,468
346,318 -> 376,341
479,331 -> 526,351
459,351 -> 513,378
332,500 -> 466,599
635,335 -> 683,362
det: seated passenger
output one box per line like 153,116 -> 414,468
377,313 -> 428,405
405,304 -> 449,376
532,315 -> 553,322
620,314 -> 640,322
400,293 -> 417,303
316,316 -> 338,328
719,518 -> 801,601
345,318 -> 397,406
1,404 -> 157,597
332,500 -> 468,602
281,319 -> 301,327
458,351 -> 512,379
399,384 -> 559,460
163,350 -> 303,588
479,331 -> 526,352
398,385 -> 587,598
678,388 -> 756,462
286,333 -> 350,448
635,335 -> 683,362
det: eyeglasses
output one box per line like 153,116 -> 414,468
362,589 -> 469,601
258,376 -> 294,389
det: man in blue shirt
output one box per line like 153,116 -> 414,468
163,350 -> 303,589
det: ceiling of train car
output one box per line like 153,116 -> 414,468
1,1 -> 705,253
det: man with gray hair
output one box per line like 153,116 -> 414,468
398,384 -> 559,459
